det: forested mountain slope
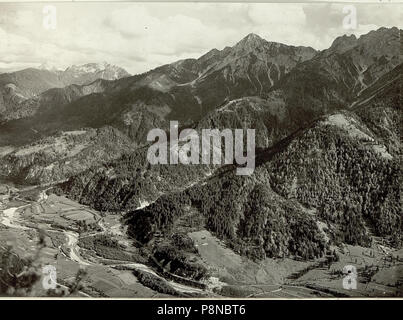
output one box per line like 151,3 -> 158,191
124,110 -> 401,261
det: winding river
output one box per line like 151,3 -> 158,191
2,206 -> 30,230
0,198 -> 205,296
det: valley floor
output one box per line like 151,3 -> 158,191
0,185 -> 401,298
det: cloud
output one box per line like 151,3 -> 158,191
0,2 -> 401,74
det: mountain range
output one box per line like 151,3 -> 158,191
0,27 -> 401,268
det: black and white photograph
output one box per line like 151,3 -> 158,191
0,0 -> 402,301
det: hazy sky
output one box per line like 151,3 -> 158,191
0,2 -> 402,74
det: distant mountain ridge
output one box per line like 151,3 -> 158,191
0,62 -> 130,121
0,32 -> 319,146
0,27 -> 401,182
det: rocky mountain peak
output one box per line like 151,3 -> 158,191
358,26 -> 400,42
235,33 -> 267,49
243,33 -> 264,42
329,34 -> 358,53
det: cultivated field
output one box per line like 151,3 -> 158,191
189,230 -> 402,297
0,189 -> 172,297
1,186 -> 401,297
